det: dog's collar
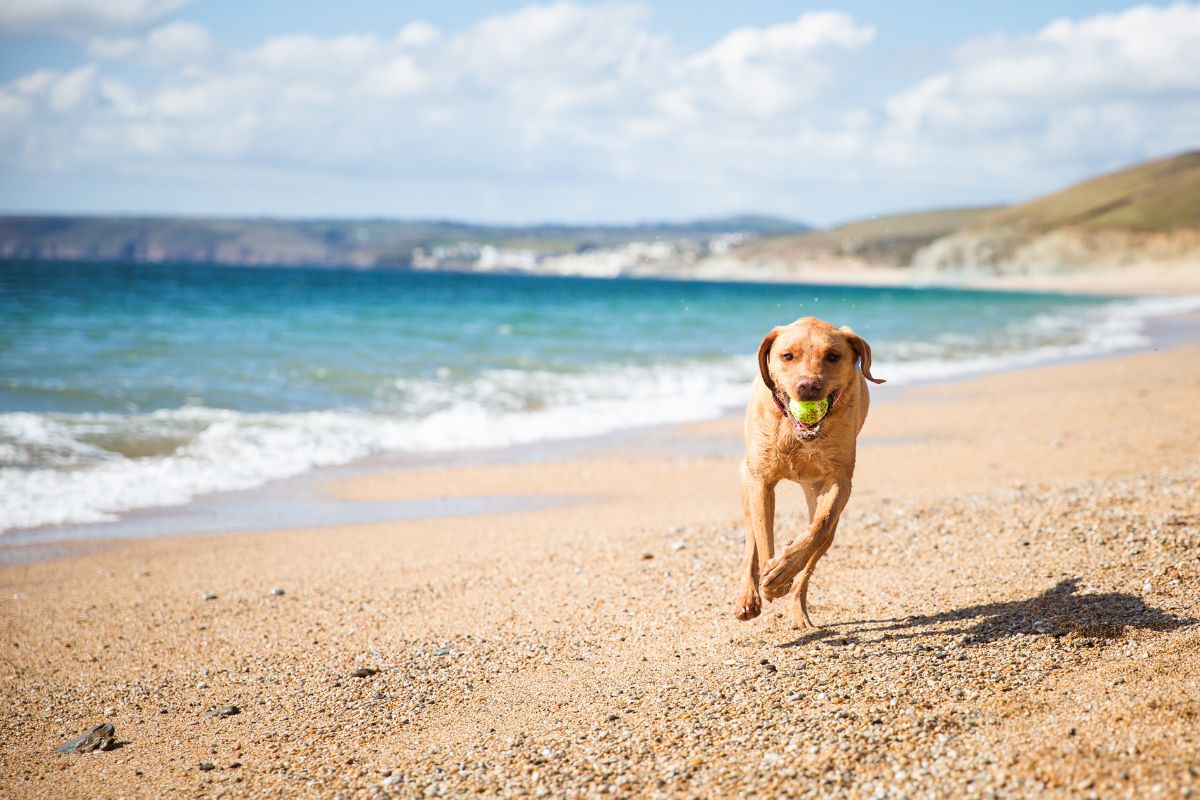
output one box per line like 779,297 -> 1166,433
771,391 -> 790,417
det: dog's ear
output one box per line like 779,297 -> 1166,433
839,326 -> 885,384
757,327 -> 781,395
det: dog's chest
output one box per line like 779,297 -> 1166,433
776,440 -> 841,482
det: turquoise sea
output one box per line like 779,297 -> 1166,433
1,259 -> 1193,532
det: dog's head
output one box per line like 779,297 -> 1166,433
757,317 -> 883,437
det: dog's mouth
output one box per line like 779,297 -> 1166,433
784,388 -> 840,440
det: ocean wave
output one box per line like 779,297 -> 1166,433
2,293 -> 1196,533
0,359 -> 755,531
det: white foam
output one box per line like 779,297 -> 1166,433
3,293 -> 1197,533
0,359 -> 755,531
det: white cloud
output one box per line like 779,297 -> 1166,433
677,12 -> 874,118
47,64 -> 98,112
0,0 -> 190,36
396,21 -> 440,48
88,21 -> 212,64
1,2 -> 1198,222
880,2 -> 1200,180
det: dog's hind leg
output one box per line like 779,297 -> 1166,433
790,518 -> 840,629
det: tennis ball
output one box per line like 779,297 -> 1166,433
788,396 -> 829,426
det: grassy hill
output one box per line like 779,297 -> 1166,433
912,151 -> 1200,278
971,150 -> 1200,234
730,206 -> 1000,268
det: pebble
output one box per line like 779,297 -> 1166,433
351,668 -> 379,678
209,705 -> 241,717
57,723 -> 117,754
199,762 -> 215,772
269,587 -> 286,596
202,592 -> 218,601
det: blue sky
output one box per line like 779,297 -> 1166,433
1,1 -> 1197,225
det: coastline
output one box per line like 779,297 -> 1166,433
2,340 -> 1200,797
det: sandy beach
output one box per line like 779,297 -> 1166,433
2,342 -> 1199,799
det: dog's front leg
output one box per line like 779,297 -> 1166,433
759,479 -> 848,601
734,464 -> 776,621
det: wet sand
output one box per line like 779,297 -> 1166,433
2,345 -> 1199,798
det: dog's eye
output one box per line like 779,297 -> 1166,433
825,351 -> 842,363
780,353 -> 794,362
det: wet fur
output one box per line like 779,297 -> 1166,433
734,317 -> 883,627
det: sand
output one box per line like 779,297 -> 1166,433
2,345 -> 1199,799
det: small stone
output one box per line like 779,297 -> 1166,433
606,714 -> 620,722
434,649 -> 451,656
352,668 -> 378,678
199,762 -> 216,772
641,553 -> 654,560
209,705 -> 240,717
670,540 -> 686,551
57,723 -> 117,754
202,592 -> 218,601
228,761 -> 241,769
103,706 -> 116,717
1077,778 -> 1095,790
382,773 -> 404,786
269,587 -> 285,596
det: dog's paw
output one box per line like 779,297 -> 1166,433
789,608 -> 820,630
733,592 -> 761,621
760,554 -> 802,600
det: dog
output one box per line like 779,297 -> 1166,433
734,317 -> 883,627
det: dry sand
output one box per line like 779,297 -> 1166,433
2,345 -> 1199,799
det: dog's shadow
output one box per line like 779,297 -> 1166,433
781,578 -> 1194,649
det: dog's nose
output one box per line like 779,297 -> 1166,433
795,377 -> 824,400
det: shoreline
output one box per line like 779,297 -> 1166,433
5,295 -> 1199,562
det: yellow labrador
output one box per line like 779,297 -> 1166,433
734,317 -> 883,627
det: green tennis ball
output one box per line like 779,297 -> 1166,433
788,396 -> 829,426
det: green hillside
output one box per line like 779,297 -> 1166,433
974,150 -> 1200,234
732,206 -> 1001,267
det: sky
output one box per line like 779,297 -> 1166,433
0,1 -> 1197,226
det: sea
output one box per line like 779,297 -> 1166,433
2,259 -> 1196,535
